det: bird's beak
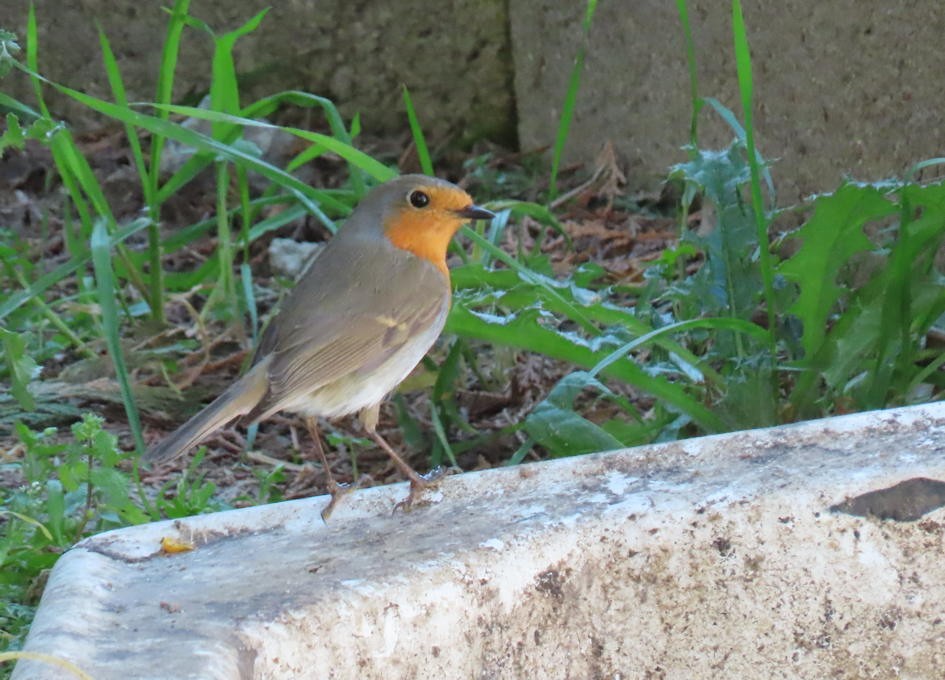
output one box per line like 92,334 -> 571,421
454,204 -> 495,221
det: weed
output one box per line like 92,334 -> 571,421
2,416 -> 135,648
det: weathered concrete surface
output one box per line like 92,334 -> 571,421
510,1 -> 945,201
14,402 -> 945,679
0,1 -> 515,145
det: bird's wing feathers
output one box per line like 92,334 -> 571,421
266,300 -> 443,402
251,275 -> 447,417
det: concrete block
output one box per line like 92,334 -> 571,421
0,0 -> 515,145
510,0 -> 945,201
13,403 -> 945,679
4,1 -> 940,200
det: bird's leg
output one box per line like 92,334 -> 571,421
304,416 -> 352,521
366,428 -> 434,511
360,403 -> 440,511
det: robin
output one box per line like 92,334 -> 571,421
144,174 -> 495,516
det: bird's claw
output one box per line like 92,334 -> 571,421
392,479 -> 428,514
391,467 -> 458,514
319,478 -> 363,522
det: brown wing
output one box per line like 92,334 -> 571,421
246,235 -> 449,420
260,296 -> 445,412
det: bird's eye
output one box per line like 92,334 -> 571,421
408,190 -> 430,209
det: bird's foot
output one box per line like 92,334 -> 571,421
319,476 -> 369,522
391,466 -> 456,514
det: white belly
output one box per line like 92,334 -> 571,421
281,304 -> 448,419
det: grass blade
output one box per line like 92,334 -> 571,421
90,219 -> 145,453
548,0 -> 598,200
150,0 -> 191,200
428,402 -> 458,467
460,226 -> 598,334
731,0 -> 777,341
701,97 -> 775,198
0,91 -> 40,120
589,316 -> 769,378
243,90 -> 366,195
402,85 -> 434,175
152,104 -> 396,182
97,24 -> 164,322
240,262 -> 258,344
0,218 -> 151,320
0,651 -> 95,680
674,0 -> 703,150
25,3 -> 51,118
447,304 -> 725,432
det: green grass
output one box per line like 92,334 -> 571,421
548,0 -> 598,200
0,415 -> 232,664
3,0 -> 945,668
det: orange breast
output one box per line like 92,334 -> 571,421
384,210 -> 464,277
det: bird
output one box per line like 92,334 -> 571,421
144,174 -> 495,516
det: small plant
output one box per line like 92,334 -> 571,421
1,416 -> 136,650
0,414 -> 231,654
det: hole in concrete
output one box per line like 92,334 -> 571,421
829,477 -> 945,521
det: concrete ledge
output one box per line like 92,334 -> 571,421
14,404 -> 945,679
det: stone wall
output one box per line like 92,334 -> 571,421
510,0 -> 945,201
0,0 -> 515,146
2,1 -> 943,200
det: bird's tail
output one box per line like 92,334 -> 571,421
143,357 -> 271,466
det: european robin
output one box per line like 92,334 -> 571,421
144,174 -> 495,516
